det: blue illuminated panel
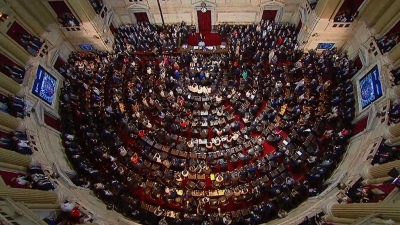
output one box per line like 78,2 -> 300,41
32,65 -> 58,106
359,65 -> 382,109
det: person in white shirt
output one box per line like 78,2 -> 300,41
119,146 -> 127,157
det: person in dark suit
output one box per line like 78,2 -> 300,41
198,33 -> 205,42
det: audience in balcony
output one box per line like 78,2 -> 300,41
11,166 -> 55,190
372,140 -> 400,165
389,67 -> 400,86
59,12 -> 80,27
57,19 -> 358,225
299,212 -> 324,225
89,0 -> 104,14
1,64 -> 26,83
388,100 -> 400,124
334,11 -> 358,23
376,32 -> 399,54
308,0 -> 319,10
0,95 -> 26,119
336,177 -> 396,205
19,33 -> 44,57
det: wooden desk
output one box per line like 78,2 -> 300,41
279,104 -> 287,116
177,45 -> 229,54
192,190 -> 205,197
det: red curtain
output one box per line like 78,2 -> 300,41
197,10 -> 212,33
6,22 -> 32,50
44,112 -> 61,131
353,55 -> 363,71
54,56 -> 65,73
262,10 -> 277,22
134,12 -> 149,23
385,20 -> 400,37
296,20 -> 302,33
352,115 -> 368,136
48,1 -> 74,20
109,23 -> 116,34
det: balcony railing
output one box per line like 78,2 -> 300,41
332,22 -> 353,28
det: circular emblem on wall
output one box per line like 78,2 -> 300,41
360,76 -> 375,107
80,44 -> 94,51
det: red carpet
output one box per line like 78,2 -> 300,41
187,33 -> 223,46
352,115 -> 368,136
44,112 -> 61,131
0,170 -> 29,188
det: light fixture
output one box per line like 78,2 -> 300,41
0,12 -> 9,22
311,33 -> 319,37
200,1 -> 207,13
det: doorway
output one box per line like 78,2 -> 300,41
134,12 -> 149,23
262,10 -> 278,22
197,10 -> 212,33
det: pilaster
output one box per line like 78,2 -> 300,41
0,111 -> 21,131
367,160 -> 400,179
0,147 -> 32,167
329,203 -> 400,221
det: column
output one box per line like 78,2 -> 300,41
0,33 -> 31,65
394,57 -> 400,69
20,1 -> 57,29
0,161 -> 27,172
362,176 -> 393,185
323,215 -> 356,224
0,111 -> 21,130
0,72 -> 21,95
313,0 -> 342,19
0,147 -> 32,167
0,47 -> 26,67
329,203 -> 400,221
358,0 -> 393,27
367,160 -> 400,179
0,187 -> 59,204
388,85 -> 400,100
9,0 -> 45,36
24,203 -> 60,209
370,1 -> 400,37
67,0 -> 90,23
385,123 -> 400,138
387,136 -> 400,145
72,0 -> 97,22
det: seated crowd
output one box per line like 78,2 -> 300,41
59,19 -> 357,225
0,131 -> 32,155
376,31 -> 399,54
0,94 -> 26,119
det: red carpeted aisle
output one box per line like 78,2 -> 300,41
187,33 -> 222,46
